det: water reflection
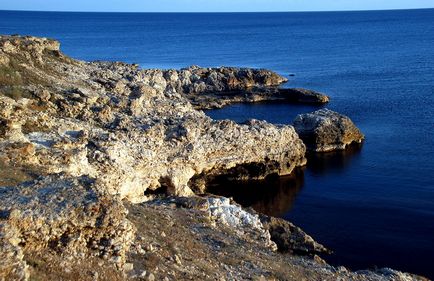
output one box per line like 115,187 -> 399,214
207,169 -> 305,217
208,143 -> 363,217
306,142 -> 363,175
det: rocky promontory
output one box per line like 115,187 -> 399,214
0,35 -> 423,280
167,65 -> 329,109
0,35 -> 308,200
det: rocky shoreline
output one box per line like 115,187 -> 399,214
174,66 -> 330,109
0,35 -> 426,280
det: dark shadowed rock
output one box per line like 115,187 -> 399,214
278,88 -> 329,104
184,86 -> 330,110
260,215 -> 330,256
293,109 -> 364,152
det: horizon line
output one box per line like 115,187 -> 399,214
0,7 -> 433,14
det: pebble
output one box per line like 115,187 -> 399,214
147,273 -> 155,281
145,244 -> 154,252
174,254 -> 182,265
123,262 -> 134,271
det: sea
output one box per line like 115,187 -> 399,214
1,9 -> 433,278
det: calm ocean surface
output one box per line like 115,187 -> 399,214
1,9 -> 434,278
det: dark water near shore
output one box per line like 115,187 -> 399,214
1,9 -> 434,278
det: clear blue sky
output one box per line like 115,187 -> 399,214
1,0 -> 434,12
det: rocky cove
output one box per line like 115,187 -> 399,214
0,35 -> 425,280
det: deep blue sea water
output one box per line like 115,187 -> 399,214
1,9 -> 434,278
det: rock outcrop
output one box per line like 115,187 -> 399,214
175,67 -> 330,109
0,35 -> 306,201
293,109 -> 365,152
160,65 -> 329,110
171,65 -> 288,95
0,35 -> 423,281
260,215 -> 330,256
125,197 -> 425,281
0,175 -> 135,280
184,86 -> 330,110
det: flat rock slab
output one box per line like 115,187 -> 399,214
278,88 -> 330,104
293,109 -> 364,152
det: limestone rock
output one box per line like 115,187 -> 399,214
0,35 -> 61,65
207,197 -> 277,251
260,216 -> 329,256
127,197 -> 426,281
0,35 -> 307,201
165,66 -> 329,109
0,35 -> 424,281
175,66 -> 288,94
0,175 -> 135,280
293,109 -> 364,152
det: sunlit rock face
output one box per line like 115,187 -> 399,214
0,35 -> 426,281
0,35 -> 306,201
173,67 -> 330,110
0,175 -> 135,280
293,109 -> 364,152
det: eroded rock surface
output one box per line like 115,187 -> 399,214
161,65 -> 329,109
124,197 -> 426,281
0,35 -> 424,281
260,215 -> 330,256
178,68 -> 330,109
0,175 -> 135,281
0,35 -> 306,201
172,65 -> 288,94
293,109 -> 365,152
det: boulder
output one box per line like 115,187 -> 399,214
260,216 -> 330,256
293,109 -> 364,152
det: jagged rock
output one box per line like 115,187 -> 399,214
175,66 -> 288,94
293,109 -> 365,152
127,197 -> 426,281
165,66 -> 329,109
0,35 -> 425,281
0,35 -> 307,201
182,85 -> 330,110
0,175 -> 135,281
206,197 -> 277,251
260,216 -> 329,256
0,222 -> 29,281
0,35 -> 61,66
170,66 -> 289,109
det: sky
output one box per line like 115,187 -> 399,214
1,0 -> 434,12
